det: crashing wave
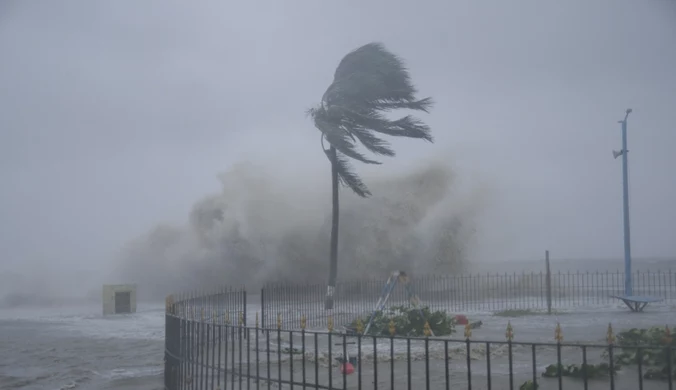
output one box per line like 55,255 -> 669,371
116,160 -> 488,299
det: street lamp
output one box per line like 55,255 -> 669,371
610,109 -> 662,311
612,108 -> 633,296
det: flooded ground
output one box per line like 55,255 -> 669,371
1,277 -> 673,389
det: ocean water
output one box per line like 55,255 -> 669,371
0,302 -> 268,390
0,304 -> 166,390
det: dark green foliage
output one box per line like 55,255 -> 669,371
605,326 -> 676,381
519,380 -> 538,390
542,363 -> 618,379
644,365 -> 676,380
615,326 -> 674,347
350,305 -> 456,337
309,42 -> 434,198
542,326 -> 676,382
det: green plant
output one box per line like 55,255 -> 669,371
605,326 -> 676,381
542,325 -> 676,382
350,305 -> 455,336
281,347 -> 303,355
542,363 -> 618,379
519,379 -> 538,390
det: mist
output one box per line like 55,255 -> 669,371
114,159 -> 489,300
1,0 -> 675,306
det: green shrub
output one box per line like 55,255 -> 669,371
607,326 -> 676,381
543,325 -> 676,382
350,305 -> 456,337
542,362 -> 618,379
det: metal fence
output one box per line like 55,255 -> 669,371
262,270 -> 676,329
170,287 -> 247,325
164,299 -> 676,390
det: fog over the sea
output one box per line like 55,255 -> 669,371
1,0 -> 675,305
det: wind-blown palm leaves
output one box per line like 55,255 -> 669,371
309,42 -> 434,197
309,43 -> 434,311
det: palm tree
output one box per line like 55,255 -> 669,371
308,42 -> 434,310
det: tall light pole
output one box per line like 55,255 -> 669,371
613,108 -> 633,296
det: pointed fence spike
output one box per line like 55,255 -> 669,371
606,323 -> 615,345
505,321 -> 514,341
555,322 -> 563,343
663,325 -> 672,344
464,323 -> 472,339
356,318 -> 364,335
423,321 -> 432,337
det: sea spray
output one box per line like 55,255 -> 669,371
116,160 -> 490,299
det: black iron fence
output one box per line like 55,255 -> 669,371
165,302 -> 676,390
163,271 -> 676,389
262,270 -> 676,329
170,287 -> 247,325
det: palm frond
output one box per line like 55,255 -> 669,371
322,42 -> 432,113
325,149 -> 371,197
362,114 -> 433,141
333,105 -> 433,142
321,105 -> 396,157
349,126 -> 395,157
309,106 -> 381,165
310,42 -> 434,197
371,96 -> 434,113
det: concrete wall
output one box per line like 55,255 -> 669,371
102,284 -> 137,315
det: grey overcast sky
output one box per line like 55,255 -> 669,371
1,0 -> 675,284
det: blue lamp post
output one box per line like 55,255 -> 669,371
611,109 -> 661,311
613,108 -> 633,296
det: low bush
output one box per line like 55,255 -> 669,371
542,325 -> 675,381
350,305 -> 456,337
606,326 -> 676,381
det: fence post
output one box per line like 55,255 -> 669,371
260,287 -> 265,330
545,250 -> 552,314
243,289 -> 247,339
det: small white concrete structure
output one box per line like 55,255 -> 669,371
102,284 -> 137,315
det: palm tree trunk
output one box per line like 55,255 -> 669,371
325,146 -> 339,310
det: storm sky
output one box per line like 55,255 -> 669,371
1,0 -> 675,291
